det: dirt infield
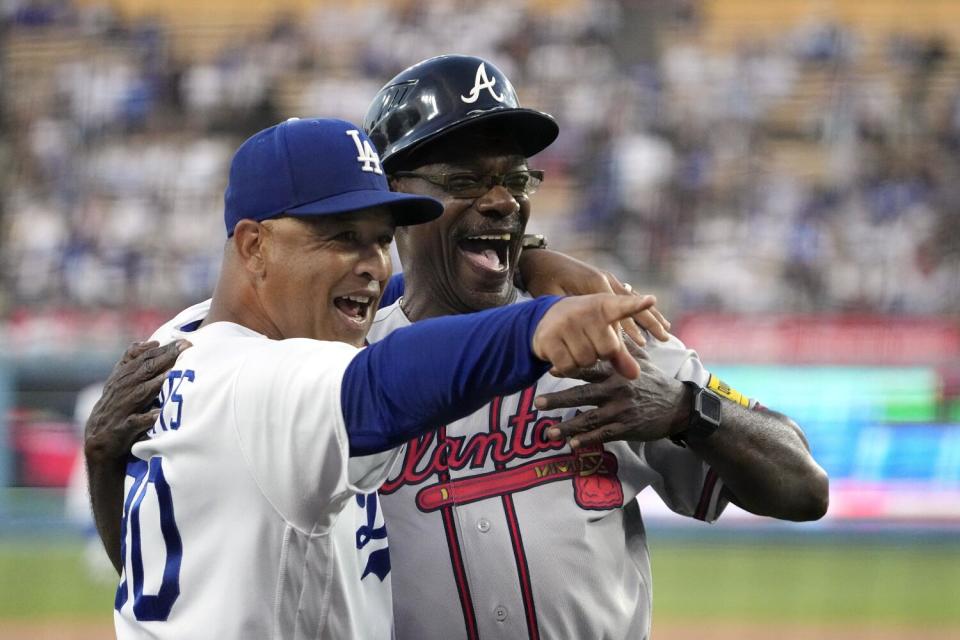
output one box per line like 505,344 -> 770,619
0,621 -> 112,640
4,620 -> 959,639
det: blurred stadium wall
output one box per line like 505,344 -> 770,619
0,1 -> 958,638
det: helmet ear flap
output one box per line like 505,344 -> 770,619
363,55 -> 558,172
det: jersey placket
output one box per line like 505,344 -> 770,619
445,394 -> 540,640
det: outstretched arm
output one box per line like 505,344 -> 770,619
534,341 -> 828,522
341,293 -> 653,455
84,340 -> 189,573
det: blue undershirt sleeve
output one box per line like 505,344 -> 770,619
341,296 -> 561,456
379,273 -> 405,309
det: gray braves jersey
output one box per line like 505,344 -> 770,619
368,297 -> 728,640
114,302 -> 398,639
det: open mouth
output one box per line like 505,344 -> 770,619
333,294 -> 374,324
458,233 -> 512,273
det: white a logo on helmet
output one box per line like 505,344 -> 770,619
460,63 -> 505,104
345,129 -> 383,174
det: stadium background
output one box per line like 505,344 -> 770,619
1,0 -> 959,638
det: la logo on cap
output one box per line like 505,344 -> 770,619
461,62 -> 504,104
345,129 -> 383,175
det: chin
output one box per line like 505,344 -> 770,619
460,283 -> 516,312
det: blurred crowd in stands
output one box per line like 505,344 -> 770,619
2,0 -> 959,317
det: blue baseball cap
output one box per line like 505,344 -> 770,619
223,118 -> 443,235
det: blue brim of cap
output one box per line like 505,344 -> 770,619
286,188 -> 443,226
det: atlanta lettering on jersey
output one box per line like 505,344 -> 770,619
380,385 -> 624,511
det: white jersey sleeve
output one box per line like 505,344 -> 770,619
639,438 -> 725,522
643,332 -> 710,386
233,338 -> 398,533
634,331 -> 728,522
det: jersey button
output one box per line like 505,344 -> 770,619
494,605 -> 508,622
477,518 -> 491,533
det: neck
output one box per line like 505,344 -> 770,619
399,285 -> 466,322
203,274 -> 282,340
399,268 -> 519,322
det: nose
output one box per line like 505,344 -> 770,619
475,185 -> 520,218
355,242 -> 392,283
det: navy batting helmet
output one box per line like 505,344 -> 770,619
363,55 -> 559,172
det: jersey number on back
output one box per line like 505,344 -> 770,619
115,456 -> 183,621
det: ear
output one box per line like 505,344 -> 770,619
232,219 -> 267,278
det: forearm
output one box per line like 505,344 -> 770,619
341,296 -> 559,455
686,403 -> 829,521
80,340 -> 187,576
85,453 -> 126,574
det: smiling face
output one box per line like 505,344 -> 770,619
257,208 -> 394,346
390,133 -> 531,319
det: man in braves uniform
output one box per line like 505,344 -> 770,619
88,57 -> 828,639
357,56 -> 828,639
106,115 -> 657,639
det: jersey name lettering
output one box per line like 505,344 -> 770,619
153,369 -> 196,435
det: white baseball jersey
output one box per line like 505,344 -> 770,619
113,301 -> 399,639
367,297 -> 728,640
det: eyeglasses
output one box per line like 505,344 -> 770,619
390,170 -> 544,199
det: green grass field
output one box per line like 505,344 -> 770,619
0,540 -> 116,622
649,538 -> 960,628
2,536 -> 958,629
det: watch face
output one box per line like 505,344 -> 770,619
699,391 -> 723,425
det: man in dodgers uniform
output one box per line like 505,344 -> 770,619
107,115 -> 657,639
88,57 -> 829,639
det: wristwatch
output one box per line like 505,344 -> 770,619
671,382 -> 722,447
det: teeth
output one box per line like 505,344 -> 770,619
342,296 -> 371,304
468,234 -> 512,241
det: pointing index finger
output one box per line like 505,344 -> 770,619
600,294 -> 656,325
